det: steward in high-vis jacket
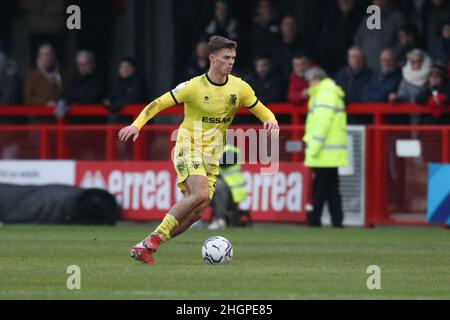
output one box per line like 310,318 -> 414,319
220,145 -> 247,203
303,67 -> 348,228
209,144 -> 247,230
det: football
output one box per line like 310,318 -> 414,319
201,236 -> 233,264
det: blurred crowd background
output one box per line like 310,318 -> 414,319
2,0 -> 450,124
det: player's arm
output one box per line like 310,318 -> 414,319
118,92 -> 176,142
246,100 -> 276,122
132,92 -> 176,130
246,100 -> 279,138
118,80 -> 192,142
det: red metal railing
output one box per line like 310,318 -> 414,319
0,124 -> 304,161
365,125 -> 450,227
0,102 -> 439,125
0,102 -> 437,164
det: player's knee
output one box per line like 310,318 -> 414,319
192,189 -> 210,207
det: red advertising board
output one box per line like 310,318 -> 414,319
75,161 -> 311,223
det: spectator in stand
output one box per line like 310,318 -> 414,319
204,0 -> 238,41
397,0 -> 427,36
416,63 -> 450,124
430,19 -> 450,64
20,0 -> 66,66
249,0 -> 280,62
354,0 -> 405,71
393,23 -> 422,66
55,50 -> 104,118
24,43 -> 65,105
287,54 -> 313,105
280,0 -> 328,44
0,50 -> 20,104
104,57 -> 146,114
388,48 -> 431,124
64,50 -> 104,104
181,38 -> 209,82
315,0 -> 365,74
361,48 -> 402,102
389,49 -> 431,103
334,47 -> 373,104
425,0 -> 450,56
0,49 -> 21,155
245,54 -> 283,104
271,15 -> 310,79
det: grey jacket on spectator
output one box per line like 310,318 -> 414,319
354,8 -> 405,71
0,51 -> 21,104
395,79 -> 426,102
395,51 -> 431,102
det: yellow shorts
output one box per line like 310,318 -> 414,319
174,149 -> 219,199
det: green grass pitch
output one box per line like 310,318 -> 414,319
0,224 -> 449,299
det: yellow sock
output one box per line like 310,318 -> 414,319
154,214 -> 179,243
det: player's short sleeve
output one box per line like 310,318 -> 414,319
240,80 -> 259,109
170,80 -> 194,104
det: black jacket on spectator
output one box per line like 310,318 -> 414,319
334,66 -> 373,103
281,0 -> 328,42
431,37 -> 450,63
270,37 -> 311,80
64,71 -> 104,104
245,69 -> 284,104
0,72 -> 20,104
0,52 -> 21,104
315,2 -> 365,74
361,69 -> 402,102
106,74 -> 146,113
425,1 -> 450,55
393,43 -> 417,66
249,22 -> 279,61
416,83 -> 450,124
416,83 -> 450,104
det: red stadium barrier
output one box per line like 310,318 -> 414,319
0,102 -> 439,125
365,125 -> 450,227
0,124 -> 304,161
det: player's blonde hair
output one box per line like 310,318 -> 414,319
207,36 -> 237,55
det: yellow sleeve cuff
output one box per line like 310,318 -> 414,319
247,101 -> 277,124
131,92 -> 177,130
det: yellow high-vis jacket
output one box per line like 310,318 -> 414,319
220,145 -> 247,204
303,78 -> 348,168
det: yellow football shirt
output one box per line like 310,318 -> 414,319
132,73 -> 277,165
172,73 -> 260,163
131,73 -> 277,197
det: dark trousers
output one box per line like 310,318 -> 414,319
308,168 -> 344,227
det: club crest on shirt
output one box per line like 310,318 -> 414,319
192,161 -> 201,169
230,94 -> 237,105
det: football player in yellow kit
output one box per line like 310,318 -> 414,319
118,36 -> 279,264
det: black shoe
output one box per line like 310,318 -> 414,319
306,211 -> 321,227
